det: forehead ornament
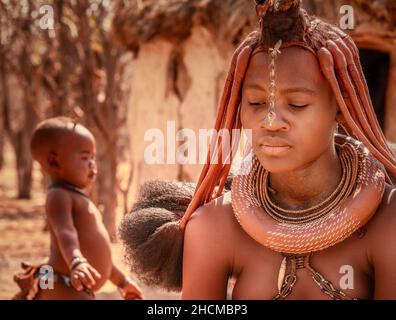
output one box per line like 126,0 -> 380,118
263,39 -> 282,127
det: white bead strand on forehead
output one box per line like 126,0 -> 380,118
263,40 -> 282,127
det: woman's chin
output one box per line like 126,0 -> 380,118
255,157 -> 296,173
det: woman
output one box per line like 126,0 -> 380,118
120,0 -> 396,300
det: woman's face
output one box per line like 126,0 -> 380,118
240,46 -> 339,173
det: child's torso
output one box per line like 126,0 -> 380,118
48,191 -> 112,291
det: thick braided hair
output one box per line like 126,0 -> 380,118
119,0 -> 396,292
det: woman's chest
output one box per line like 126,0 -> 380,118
231,232 -> 373,300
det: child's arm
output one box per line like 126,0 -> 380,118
46,188 -> 101,290
110,264 -> 143,299
46,189 -> 83,264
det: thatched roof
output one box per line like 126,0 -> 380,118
112,0 -> 257,51
354,0 -> 396,27
112,0 -> 396,51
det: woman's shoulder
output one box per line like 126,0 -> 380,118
190,191 -> 233,220
362,183 -> 396,294
185,191 -> 244,241
365,183 -> 396,247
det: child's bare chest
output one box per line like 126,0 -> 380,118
72,197 -> 103,223
69,195 -> 112,267
70,197 -> 109,240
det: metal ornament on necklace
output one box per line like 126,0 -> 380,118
264,40 -> 282,127
273,253 -> 358,300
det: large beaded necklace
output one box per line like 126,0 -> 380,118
256,138 -> 357,224
231,134 -> 385,254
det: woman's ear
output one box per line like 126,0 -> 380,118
335,111 -> 350,135
335,107 -> 344,124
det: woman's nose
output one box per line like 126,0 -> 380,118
259,106 -> 289,131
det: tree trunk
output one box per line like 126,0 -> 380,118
0,51 -> 6,172
15,90 -> 37,199
97,149 -> 118,241
0,18 -> 38,199
14,76 -> 39,198
0,122 -> 4,171
15,130 -> 33,199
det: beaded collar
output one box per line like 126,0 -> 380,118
231,134 -> 385,254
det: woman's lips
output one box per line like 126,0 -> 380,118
259,144 -> 291,156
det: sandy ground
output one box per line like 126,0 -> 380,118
0,200 -> 180,300
0,142 -> 180,300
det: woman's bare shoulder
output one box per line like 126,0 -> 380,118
366,183 -> 396,247
363,183 -> 396,298
190,191 -> 233,218
186,191 -> 243,240
182,192 -> 239,298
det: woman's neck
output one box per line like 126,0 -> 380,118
268,145 -> 342,211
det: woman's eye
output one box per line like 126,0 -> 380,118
249,101 -> 266,106
289,104 -> 309,109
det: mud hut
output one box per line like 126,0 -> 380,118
112,0 -> 396,198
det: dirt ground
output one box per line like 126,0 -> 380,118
0,142 -> 180,300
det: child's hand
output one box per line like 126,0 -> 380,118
118,277 -> 144,300
71,262 -> 102,291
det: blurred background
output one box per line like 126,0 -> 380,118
0,0 -> 395,299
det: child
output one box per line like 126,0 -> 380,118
13,117 -> 143,300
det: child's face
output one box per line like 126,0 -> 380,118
240,46 -> 339,173
55,129 -> 97,189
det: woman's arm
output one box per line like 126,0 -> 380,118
369,187 -> 396,299
182,203 -> 234,300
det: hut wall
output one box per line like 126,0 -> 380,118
127,27 -> 231,197
128,39 -> 178,197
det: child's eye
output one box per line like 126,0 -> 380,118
289,104 -> 309,109
81,157 -> 89,160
